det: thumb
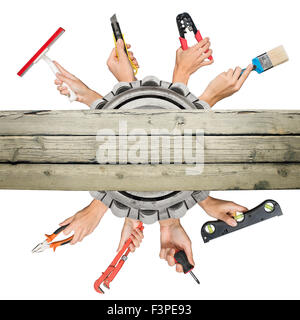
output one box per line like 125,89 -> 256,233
219,212 -> 238,227
117,237 -> 125,252
183,244 -> 195,266
116,39 -> 127,60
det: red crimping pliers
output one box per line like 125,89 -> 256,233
94,222 -> 144,294
32,225 -> 73,253
176,12 -> 213,60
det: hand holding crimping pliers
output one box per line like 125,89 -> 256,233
32,225 -> 73,253
176,12 -> 213,60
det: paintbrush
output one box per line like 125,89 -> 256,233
243,45 -> 289,74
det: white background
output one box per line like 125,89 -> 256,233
0,0 -> 299,300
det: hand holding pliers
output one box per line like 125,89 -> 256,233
176,12 -> 213,60
32,225 -> 73,253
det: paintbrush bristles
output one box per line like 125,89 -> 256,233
268,45 -> 289,67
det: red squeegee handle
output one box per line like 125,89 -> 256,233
17,27 -> 65,77
179,30 -> 213,61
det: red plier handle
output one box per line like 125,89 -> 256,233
94,222 -> 144,294
177,12 -> 213,60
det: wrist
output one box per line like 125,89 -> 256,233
82,89 -> 102,106
159,218 -> 180,229
90,199 -> 108,216
198,196 -> 213,209
199,92 -> 218,108
172,66 -> 190,85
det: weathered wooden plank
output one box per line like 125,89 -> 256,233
0,163 -> 299,191
0,110 -> 300,135
0,136 -> 299,164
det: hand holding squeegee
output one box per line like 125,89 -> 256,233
17,27 -> 77,102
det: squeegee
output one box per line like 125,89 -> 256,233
17,27 -> 77,102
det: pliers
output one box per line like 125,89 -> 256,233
32,225 -> 73,253
176,12 -> 213,60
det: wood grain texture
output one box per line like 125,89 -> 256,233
0,163 -> 298,191
0,135 -> 299,164
0,110 -> 300,135
0,109 -> 299,191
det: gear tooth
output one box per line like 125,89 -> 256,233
130,80 -> 141,89
95,99 -> 108,110
141,76 -> 160,87
103,91 -> 115,102
100,193 -> 114,208
193,99 -> 211,111
170,82 -> 189,96
158,209 -> 169,221
160,81 -> 172,89
192,191 -> 210,203
139,209 -> 159,224
110,200 -> 129,218
127,208 -> 139,220
112,82 -> 132,95
168,202 -> 188,219
184,196 -> 197,209
186,93 -> 199,104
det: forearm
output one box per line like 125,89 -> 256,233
198,92 -> 218,108
172,66 -> 190,85
83,89 -> 103,107
159,218 -> 180,229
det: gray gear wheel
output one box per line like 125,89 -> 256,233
90,76 -> 210,224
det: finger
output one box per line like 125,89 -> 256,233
56,73 -> 74,89
116,39 -> 127,60
53,61 -> 77,80
166,249 -> 175,267
193,37 -> 209,50
57,86 -> 67,91
199,59 -> 214,67
59,216 -> 73,226
176,264 -> 184,273
108,47 -> 117,62
197,42 -> 210,54
228,202 -> 249,214
54,79 -> 63,85
129,243 -> 135,252
198,49 -> 213,62
70,230 -> 81,245
160,248 -> 167,260
126,44 -> 131,49
219,212 -> 238,227
128,51 -> 134,59
78,230 -> 86,242
132,229 -> 143,241
130,235 -> 140,248
63,224 -> 74,235
233,67 -> 242,80
60,89 -> 70,96
237,64 -> 253,88
226,68 -> 234,77
134,228 -> 144,240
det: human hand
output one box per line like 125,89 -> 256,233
159,219 -> 194,273
198,196 -> 248,227
59,200 -> 108,244
107,39 -> 139,82
172,37 -> 213,85
54,61 -> 102,106
199,64 -> 253,107
117,218 -> 144,252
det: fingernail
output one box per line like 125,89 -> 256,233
231,220 -> 238,227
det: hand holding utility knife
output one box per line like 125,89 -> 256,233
110,14 -> 138,75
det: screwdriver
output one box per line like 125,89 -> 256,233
174,250 -> 200,284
